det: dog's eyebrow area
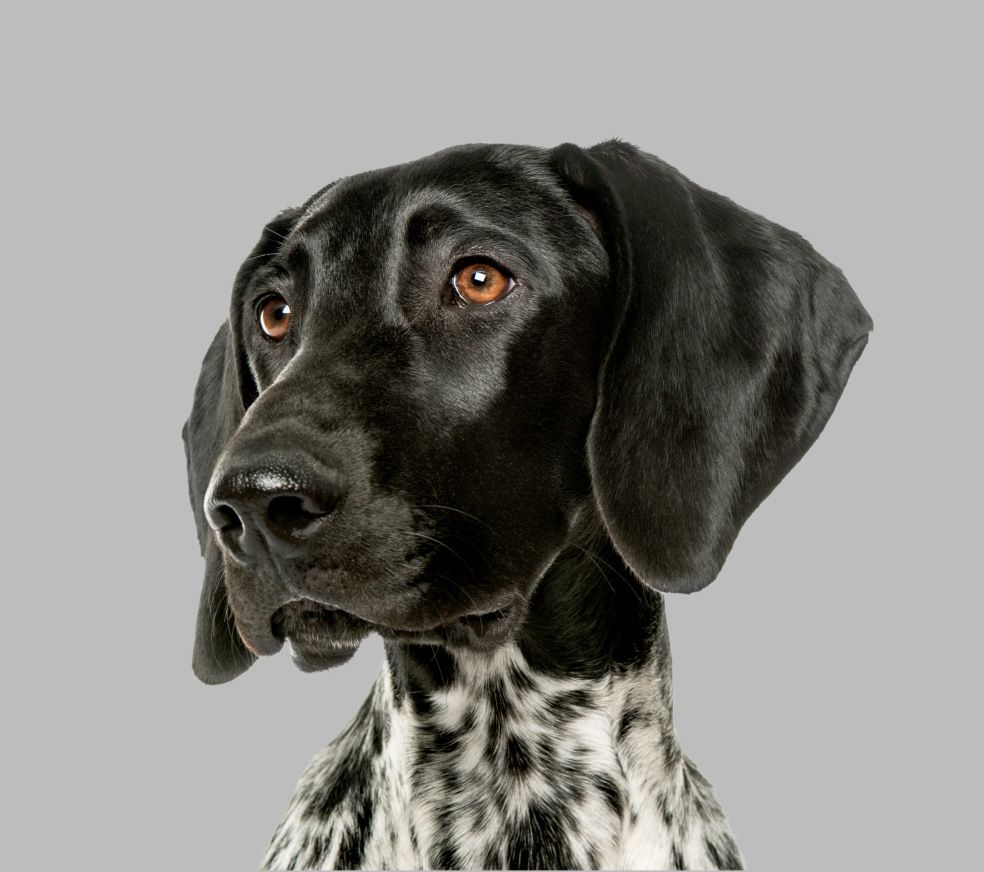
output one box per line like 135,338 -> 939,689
243,233 -> 310,284
397,194 -> 547,285
404,202 -> 463,247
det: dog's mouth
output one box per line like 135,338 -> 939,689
269,598 -> 520,671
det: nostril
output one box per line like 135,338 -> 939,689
207,456 -> 345,553
210,504 -> 244,534
267,494 -> 333,536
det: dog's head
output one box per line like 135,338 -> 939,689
183,142 -> 871,684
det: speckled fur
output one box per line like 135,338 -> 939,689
262,604 -> 742,871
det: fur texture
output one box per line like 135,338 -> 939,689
183,141 -> 871,869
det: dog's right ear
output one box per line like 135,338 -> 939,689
183,208 -> 299,684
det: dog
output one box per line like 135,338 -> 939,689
183,140 -> 871,870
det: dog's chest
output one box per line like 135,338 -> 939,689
262,646 -> 742,870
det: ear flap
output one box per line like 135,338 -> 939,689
184,323 -> 256,683
183,209 -> 299,683
551,141 -> 873,594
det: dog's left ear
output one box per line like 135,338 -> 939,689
550,141 -> 873,594
183,208 -> 299,683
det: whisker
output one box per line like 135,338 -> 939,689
403,530 -> 480,577
264,225 -> 290,241
571,542 -> 618,599
414,504 -> 494,533
571,542 -> 646,609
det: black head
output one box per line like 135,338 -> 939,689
183,141 -> 871,684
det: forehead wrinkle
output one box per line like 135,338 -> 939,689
394,184 -> 556,268
294,183 -> 393,289
292,192 -> 408,330
361,187 -> 465,328
390,186 -> 469,261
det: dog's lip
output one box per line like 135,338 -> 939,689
270,599 -> 369,646
453,606 -> 514,637
269,598 -> 519,651
379,603 -> 517,640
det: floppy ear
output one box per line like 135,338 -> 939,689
183,209 -> 299,683
551,141 -> 873,594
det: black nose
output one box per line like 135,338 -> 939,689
205,454 -> 345,561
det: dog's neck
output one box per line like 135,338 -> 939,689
263,535 -> 743,870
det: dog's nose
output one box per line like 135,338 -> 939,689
206,455 -> 345,561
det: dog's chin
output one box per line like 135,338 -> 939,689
271,600 -> 371,671
269,597 -> 523,672
288,642 -> 361,672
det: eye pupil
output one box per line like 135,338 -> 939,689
472,269 -> 487,284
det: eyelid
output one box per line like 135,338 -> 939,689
253,288 -> 292,315
450,254 -> 513,274
255,290 -> 282,309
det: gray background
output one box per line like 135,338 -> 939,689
3,3 -> 980,869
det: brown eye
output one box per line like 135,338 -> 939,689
257,294 -> 292,341
451,262 -> 515,305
